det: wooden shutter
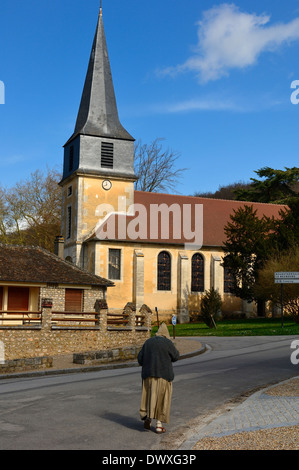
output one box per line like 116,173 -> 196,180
7,287 -> 29,311
65,289 -> 83,312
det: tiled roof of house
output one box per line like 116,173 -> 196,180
0,244 -> 114,287
88,191 -> 287,247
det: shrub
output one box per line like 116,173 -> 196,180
285,298 -> 299,324
200,288 -> 223,329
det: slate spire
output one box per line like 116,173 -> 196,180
70,9 -> 134,142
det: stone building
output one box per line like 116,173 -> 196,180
0,244 -> 152,366
59,8 -> 286,322
0,243 -> 113,319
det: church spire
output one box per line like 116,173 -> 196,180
69,9 -> 134,143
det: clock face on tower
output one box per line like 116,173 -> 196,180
102,179 -> 112,191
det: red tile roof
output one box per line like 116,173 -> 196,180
89,191 -> 286,247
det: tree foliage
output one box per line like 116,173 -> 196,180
223,205 -> 275,302
254,248 -> 299,323
235,166 -> 299,204
222,166 -> 299,304
0,167 -> 62,252
194,181 -> 251,200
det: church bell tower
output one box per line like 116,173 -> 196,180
60,7 -> 136,265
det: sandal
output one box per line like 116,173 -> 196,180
156,426 -> 166,434
144,418 -> 152,430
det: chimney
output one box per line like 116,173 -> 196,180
54,235 -> 64,259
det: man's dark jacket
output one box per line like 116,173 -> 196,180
137,336 -> 180,382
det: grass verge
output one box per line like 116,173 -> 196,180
152,318 -> 299,337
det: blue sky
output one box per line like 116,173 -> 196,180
1,0 -> 299,195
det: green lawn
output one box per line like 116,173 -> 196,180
152,318 -> 299,337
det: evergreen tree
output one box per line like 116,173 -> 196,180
235,166 -> 299,204
223,205 -> 275,302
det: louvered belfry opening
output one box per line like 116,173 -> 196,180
157,251 -> 171,291
101,142 -> 114,168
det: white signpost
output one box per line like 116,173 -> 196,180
274,272 -> 299,328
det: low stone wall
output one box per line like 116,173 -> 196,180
0,303 -> 152,369
0,356 -> 53,375
73,345 -> 142,365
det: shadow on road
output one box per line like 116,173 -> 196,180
101,412 -> 145,433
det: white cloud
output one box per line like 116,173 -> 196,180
153,98 -> 242,113
162,3 -> 299,83
151,93 -> 283,115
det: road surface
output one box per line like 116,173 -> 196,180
0,336 -> 297,450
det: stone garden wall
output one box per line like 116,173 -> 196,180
0,300 -> 151,373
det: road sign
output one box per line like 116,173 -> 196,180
274,273 -> 299,328
172,315 -> 177,339
275,272 -> 299,284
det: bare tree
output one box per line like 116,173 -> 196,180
0,166 -> 62,252
134,138 -> 187,193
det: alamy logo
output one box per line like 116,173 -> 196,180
290,340 -> 299,365
95,199 -> 203,250
290,80 -> 299,105
0,341 -> 4,365
0,81 -> 4,104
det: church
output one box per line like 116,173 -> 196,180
59,7 -> 285,323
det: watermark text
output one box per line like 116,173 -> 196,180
0,81 -> 4,104
95,199 -> 203,250
291,80 -> 299,105
290,340 -> 299,365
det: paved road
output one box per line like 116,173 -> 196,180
0,336 -> 297,450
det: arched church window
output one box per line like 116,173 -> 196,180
191,253 -> 204,292
157,251 -> 171,291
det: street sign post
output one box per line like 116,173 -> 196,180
172,315 -> 177,339
275,272 -> 299,284
274,273 -> 299,328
